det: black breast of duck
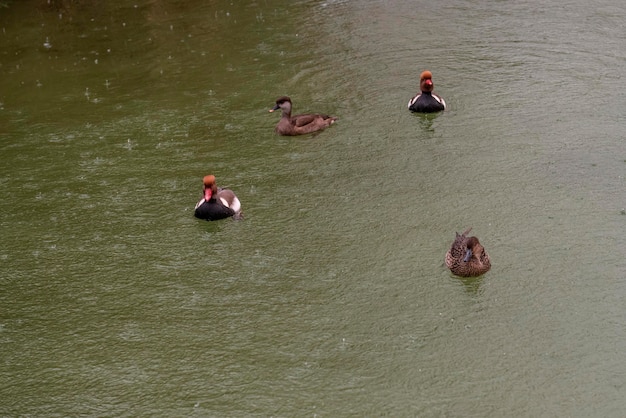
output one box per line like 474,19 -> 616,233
269,96 -> 337,136
408,70 -> 446,113
194,175 -> 243,221
445,228 -> 491,277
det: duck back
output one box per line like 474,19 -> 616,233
408,93 -> 446,113
194,198 -> 236,221
277,113 -> 336,135
194,187 -> 242,221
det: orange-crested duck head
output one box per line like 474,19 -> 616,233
203,175 -> 218,201
420,70 -> 434,93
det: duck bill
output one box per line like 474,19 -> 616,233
269,104 -> 280,113
204,188 -> 213,201
463,249 -> 473,262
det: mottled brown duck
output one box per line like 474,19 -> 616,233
445,228 -> 491,277
269,96 -> 337,136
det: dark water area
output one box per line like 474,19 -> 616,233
1,0 -> 626,416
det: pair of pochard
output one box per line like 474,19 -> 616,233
266,69 -> 446,136
193,95 -> 341,221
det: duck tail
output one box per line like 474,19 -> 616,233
462,227 -> 472,236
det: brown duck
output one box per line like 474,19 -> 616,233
445,228 -> 491,277
269,96 -> 337,136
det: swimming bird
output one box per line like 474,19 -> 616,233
269,96 -> 337,136
194,175 -> 242,221
408,70 -> 446,113
445,228 -> 491,277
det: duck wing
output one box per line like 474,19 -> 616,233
445,233 -> 468,269
216,188 -> 241,213
292,113 -> 318,127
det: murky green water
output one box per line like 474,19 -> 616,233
2,0 -> 625,416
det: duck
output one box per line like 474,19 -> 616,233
445,228 -> 491,277
408,70 -> 446,113
269,96 -> 337,136
194,175 -> 243,221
